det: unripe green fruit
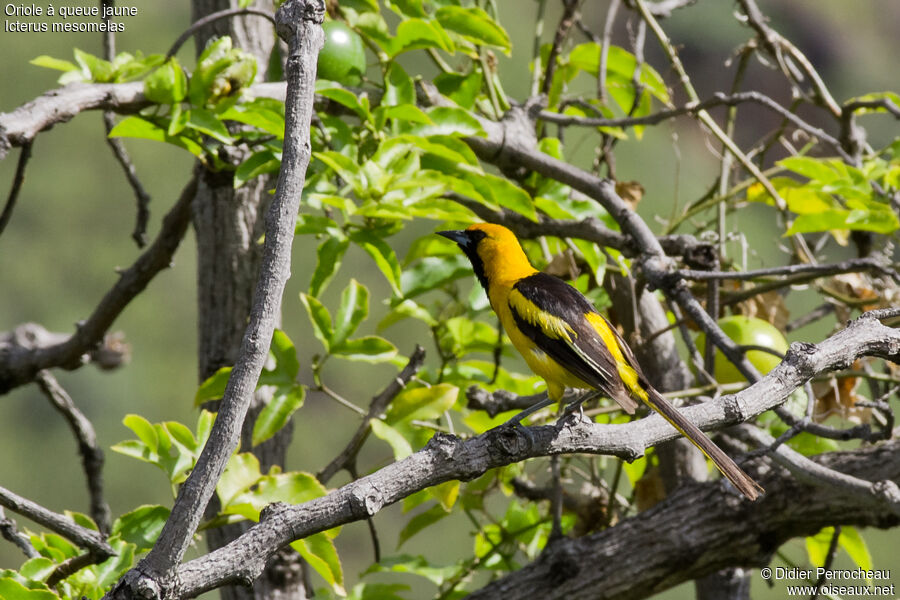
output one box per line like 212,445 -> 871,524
695,316 -> 789,383
317,21 -> 365,86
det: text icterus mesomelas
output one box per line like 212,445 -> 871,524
439,223 -> 762,501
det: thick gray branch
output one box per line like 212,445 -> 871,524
466,438 -> 900,600
169,311 -> 899,598
104,2 -> 324,599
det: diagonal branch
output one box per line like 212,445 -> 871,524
466,438 -> 900,600
36,370 -> 111,533
168,309 -> 900,598
0,485 -> 114,559
106,3 -> 325,599
0,173 -> 197,393
318,345 -> 426,484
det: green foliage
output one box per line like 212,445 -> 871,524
15,1 -> 898,597
747,154 -> 900,243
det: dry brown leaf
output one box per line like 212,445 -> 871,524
735,289 -> 790,330
634,466 -> 667,512
812,360 -> 871,424
544,249 -> 580,280
616,180 -> 645,210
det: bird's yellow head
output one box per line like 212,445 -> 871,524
437,223 -> 537,291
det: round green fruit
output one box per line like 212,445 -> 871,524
317,21 -> 365,86
695,316 -> 789,383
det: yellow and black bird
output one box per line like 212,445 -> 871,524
438,223 -> 762,501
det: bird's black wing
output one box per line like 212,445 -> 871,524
507,272 -> 638,413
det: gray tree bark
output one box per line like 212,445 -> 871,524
190,2 -> 305,598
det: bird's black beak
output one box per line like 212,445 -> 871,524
437,229 -> 471,248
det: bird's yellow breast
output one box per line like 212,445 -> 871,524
489,283 -> 591,394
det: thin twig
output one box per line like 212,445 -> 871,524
318,346 -> 426,484
738,425 -> 900,515
540,0 -> 579,96
0,173 -> 197,393
0,486 -> 114,558
676,257 -> 899,283
102,111 -> 152,247
810,525 -> 841,600
0,140 -> 33,237
539,91 -> 849,161
0,507 -> 39,559
36,370 -> 111,534
165,8 -> 276,60
597,0 -> 621,103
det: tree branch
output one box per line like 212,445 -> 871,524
0,174 -> 197,393
318,345 -> 426,484
166,310 -> 899,598
105,2 -> 325,598
0,485 -> 114,559
36,370 -> 111,533
466,438 -> 900,600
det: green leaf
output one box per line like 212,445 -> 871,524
349,231 -> 403,296
165,421 -> 198,452
435,6 -> 511,53
316,81 -> 372,121
314,151 -> 363,195
18,557 -> 56,581
220,100 -> 285,138
377,104 -> 432,125
252,385 -> 306,446
331,336 -> 398,362
386,384 -> 458,424
122,414 -> 159,453
30,55 -> 78,72
370,418 -> 414,460
838,526 -> 873,577
398,504 -> 450,547
195,366 -> 232,404
108,116 -> 204,157
387,0 -> 425,17
806,527 -> 838,567
218,453 -> 263,507
300,293 -> 334,351
463,171 -> 537,221
309,237 -> 350,297
332,279 -> 369,346
269,329 -> 301,381
434,70 -> 483,109
388,19 -> 454,57
111,505 -> 170,552
186,108 -> 235,144
235,150 -> 280,188
428,480 -> 459,511
93,538 -> 137,589
779,156 -> 842,184
167,103 -> 188,136
400,255 -> 471,298
74,48 -> 114,82
291,533 -> 345,595
365,555 -> 457,587
0,577 -> 58,600
143,58 -> 187,105
384,62 -> 415,106
379,299 -> 437,329
406,106 -> 484,138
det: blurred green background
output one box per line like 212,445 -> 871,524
1,0 -> 898,597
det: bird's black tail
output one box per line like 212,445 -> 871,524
643,388 -> 763,501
